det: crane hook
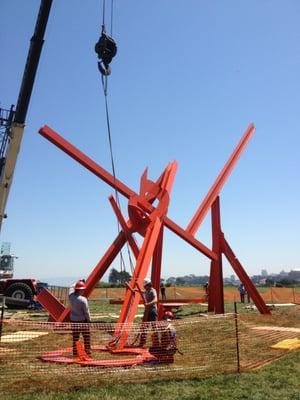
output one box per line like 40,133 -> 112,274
95,31 -> 117,76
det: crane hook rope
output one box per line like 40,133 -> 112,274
95,0 -> 117,77
96,0 -> 134,275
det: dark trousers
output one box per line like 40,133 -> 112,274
71,320 -> 91,356
139,310 -> 158,347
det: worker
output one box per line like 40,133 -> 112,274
160,281 -> 167,300
203,282 -> 209,302
149,310 -> 177,363
238,283 -> 246,303
69,280 -> 91,357
142,278 -> 158,322
139,278 -> 158,347
160,310 -> 177,362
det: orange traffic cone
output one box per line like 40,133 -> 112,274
76,340 -> 92,361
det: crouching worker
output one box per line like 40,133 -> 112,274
149,311 -> 178,364
69,280 -> 91,357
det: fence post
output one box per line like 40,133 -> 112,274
292,287 -> 296,304
234,301 -> 241,373
270,287 -> 274,305
0,296 -> 5,342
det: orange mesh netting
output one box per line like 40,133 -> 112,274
1,307 -> 299,394
90,287 -> 300,304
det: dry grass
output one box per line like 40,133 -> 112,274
1,304 -> 299,396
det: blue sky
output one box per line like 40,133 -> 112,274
1,1 -> 299,283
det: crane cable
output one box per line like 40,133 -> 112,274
97,0 -> 134,276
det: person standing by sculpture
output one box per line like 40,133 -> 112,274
69,280 -> 91,357
139,278 -> 158,347
160,281 -> 167,300
238,283 -> 246,303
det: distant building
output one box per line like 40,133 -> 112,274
166,277 -> 176,285
288,269 -> 300,282
261,269 -> 268,277
279,270 -> 288,276
252,275 -> 262,285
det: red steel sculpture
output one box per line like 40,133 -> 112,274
37,123 -> 270,350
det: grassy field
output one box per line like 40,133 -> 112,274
2,350 -> 300,400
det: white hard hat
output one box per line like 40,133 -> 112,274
143,278 -> 151,287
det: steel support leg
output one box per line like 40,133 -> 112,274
57,231 -> 127,321
151,226 -> 164,301
221,236 -> 270,314
208,197 -> 224,313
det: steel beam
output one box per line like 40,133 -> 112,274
221,236 -> 270,314
57,231 -> 127,322
151,226 -> 164,300
109,195 -> 140,259
208,196 -> 224,313
186,124 -> 255,236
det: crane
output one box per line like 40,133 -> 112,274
0,0 -> 53,231
0,0 -> 53,307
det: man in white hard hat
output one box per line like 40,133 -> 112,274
139,278 -> 158,347
142,278 -> 158,322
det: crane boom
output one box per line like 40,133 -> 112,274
0,0 -> 53,231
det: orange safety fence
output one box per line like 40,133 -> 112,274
258,288 -> 300,304
90,287 -> 207,300
47,285 -> 69,305
90,286 -> 300,304
1,308 -> 300,394
90,287 -> 126,299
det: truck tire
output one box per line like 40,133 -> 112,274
4,297 -> 31,309
5,282 -> 33,308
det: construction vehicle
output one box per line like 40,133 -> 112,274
0,279 -> 38,309
0,242 -> 14,279
0,1 -> 53,308
0,242 -> 38,308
